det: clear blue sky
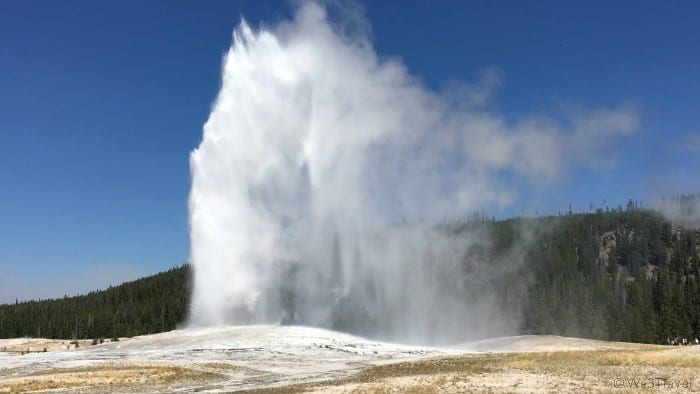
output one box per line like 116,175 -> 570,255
1,0 -> 698,302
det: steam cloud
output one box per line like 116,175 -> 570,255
188,2 -> 639,344
654,195 -> 700,229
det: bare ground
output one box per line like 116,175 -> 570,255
1,327 -> 698,393
0,338 -> 97,354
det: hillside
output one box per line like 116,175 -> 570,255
520,208 -> 700,343
1,207 -> 698,344
0,266 -> 190,339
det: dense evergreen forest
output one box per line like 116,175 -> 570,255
1,198 -> 698,344
0,266 -> 189,339
520,205 -> 700,343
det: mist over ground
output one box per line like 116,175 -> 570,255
188,1 -> 639,344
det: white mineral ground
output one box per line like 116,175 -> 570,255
1,325 -> 698,393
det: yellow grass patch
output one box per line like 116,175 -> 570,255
291,348 -> 700,393
0,363 -> 224,393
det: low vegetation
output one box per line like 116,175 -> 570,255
242,346 -> 698,393
0,363 -> 225,393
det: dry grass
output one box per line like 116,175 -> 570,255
369,349 -> 693,393
600,349 -> 700,368
257,347 -> 700,393
0,363 -> 225,393
0,338 -> 96,354
2,337 -> 698,393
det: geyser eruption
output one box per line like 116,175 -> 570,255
189,2 -> 638,344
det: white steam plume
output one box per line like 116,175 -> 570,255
188,2 -> 639,344
654,194 -> 700,229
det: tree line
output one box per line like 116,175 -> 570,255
520,208 -> 699,343
1,205 -> 698,344
0,265 -> 189,339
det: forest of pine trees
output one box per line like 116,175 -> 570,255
0,266 -> 189,339
520,206 -> 700,343
1,201 -> 698,344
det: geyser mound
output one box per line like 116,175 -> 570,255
188,2 -> 638,344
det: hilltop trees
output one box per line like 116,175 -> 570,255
0,207 -> 698,345
521,208 -> 700,343
0,265 -> 189,339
